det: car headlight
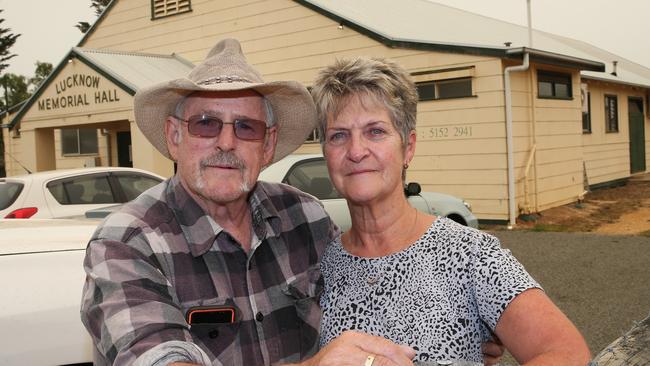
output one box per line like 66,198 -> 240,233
463,200 -> 472,212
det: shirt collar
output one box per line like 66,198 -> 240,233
166,175 -> 281,257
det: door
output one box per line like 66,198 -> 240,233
628,98 -> 646,173
116,132 -> 133,168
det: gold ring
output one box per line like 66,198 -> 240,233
364,354 -> 376,366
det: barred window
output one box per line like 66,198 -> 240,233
604,94 -> 619,133
151,0 -> 191,20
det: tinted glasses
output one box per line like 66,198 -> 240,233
174,114 -> 268,140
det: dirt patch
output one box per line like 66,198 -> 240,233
491,176 -> 650,235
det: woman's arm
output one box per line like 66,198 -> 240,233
495,288 -> 591,365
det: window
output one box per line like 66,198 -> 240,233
537,70 -> 572,99
417,77 -> 473,101
283,158 -> 340,200
151,0 -> 191,19
0,182 -> 23,210
48,175 -> 114,205
605,94 -> 619,133
61,128 -> 99,155
582,92 -> 591,133
114,173 -> 161,201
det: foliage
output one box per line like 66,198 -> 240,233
0,73 -> 29,109
0,9 -> 20,76
91,0 -> 112,16
28,61 -> 53,91
77,0 -> 112,33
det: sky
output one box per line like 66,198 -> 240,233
0,0 -> 648,79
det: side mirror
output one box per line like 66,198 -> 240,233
404,182 -> 421,196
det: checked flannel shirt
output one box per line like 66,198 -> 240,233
80,175 -> 338,365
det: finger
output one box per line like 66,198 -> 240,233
342,331 -> 415,365
481,341 -> 504,358
483,355 -> 501,366
371,354 -> 413,366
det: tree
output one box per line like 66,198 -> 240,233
0,9 -> 20,76
0,73 -> 29,110
77,0 -> 111,33
28,61 -> 53,92
0,9 -> 20,178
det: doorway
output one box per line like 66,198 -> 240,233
117,131 -> 133,167
628,98 -> 646,174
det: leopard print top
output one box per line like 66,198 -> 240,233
319,218 -> 540,364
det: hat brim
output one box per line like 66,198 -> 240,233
134,78 -> 317,164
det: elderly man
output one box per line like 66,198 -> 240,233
80,39 -> 417,366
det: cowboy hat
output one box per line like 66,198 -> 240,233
133,38 -> 316,163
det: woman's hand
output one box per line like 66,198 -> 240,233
297,330 -> 416,366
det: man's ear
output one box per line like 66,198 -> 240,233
164,117 -> 181,160
262,126 -> 278,166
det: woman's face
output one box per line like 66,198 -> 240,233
323,94 -> 415,206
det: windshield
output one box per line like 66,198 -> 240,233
0,181 -> 24,210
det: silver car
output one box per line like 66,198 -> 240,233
258,154 -> 478,230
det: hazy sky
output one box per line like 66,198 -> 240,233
0,0 -> 648,79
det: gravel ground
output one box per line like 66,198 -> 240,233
490,231 -> 650,364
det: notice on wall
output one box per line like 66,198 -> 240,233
37,73 -> 121,111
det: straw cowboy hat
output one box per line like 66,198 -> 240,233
134,38 -> 317,163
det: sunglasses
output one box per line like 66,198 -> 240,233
174,114 -> 268,141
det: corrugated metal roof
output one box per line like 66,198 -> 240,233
304,0 -> 650,88
72,47 -> 195,92
5,48 -> 194,129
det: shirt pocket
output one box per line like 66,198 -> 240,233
181,298 -> 241,362
281,265 -> 323,358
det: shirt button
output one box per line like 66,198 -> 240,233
208,329 -> 219,339
255,311 -> 264,322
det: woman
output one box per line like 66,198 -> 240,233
310,57 -> 591,365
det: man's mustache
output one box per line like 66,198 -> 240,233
200,152 -> 245,171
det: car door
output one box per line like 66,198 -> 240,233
281,157 -> 353,231
44,173 -> 118,218
110,172 -> 162,202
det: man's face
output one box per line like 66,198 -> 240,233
165,90 -> 277,205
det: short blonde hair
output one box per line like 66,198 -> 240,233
310,57 -> 417,149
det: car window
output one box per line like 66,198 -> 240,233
284,158 -> 340,200
0,182 -> 24,210
48,175 -> 116,205
115,174 -> 161,201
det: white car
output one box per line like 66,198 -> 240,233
259,154 -> 478,230
0,219 -> 97,365
0,167 -> 164,219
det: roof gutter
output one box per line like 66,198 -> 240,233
506,47 -> 604,72
504,52 -> 530,228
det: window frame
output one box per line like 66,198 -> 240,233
61,128 -> 99,156
537,70 -> 573,100
151,0 -> 192,20
582,91 -> 592,134
416,77 -> 474,101
604,94 -> 619,133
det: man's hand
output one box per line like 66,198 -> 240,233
482,337 -> 505,366
298,330 -> 415,366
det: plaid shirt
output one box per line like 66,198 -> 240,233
81,175 -> 338,365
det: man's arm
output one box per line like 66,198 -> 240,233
81,236 -> 203,365
494,288 -> 591,365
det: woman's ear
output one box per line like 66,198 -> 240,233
405,129 -> 417,164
